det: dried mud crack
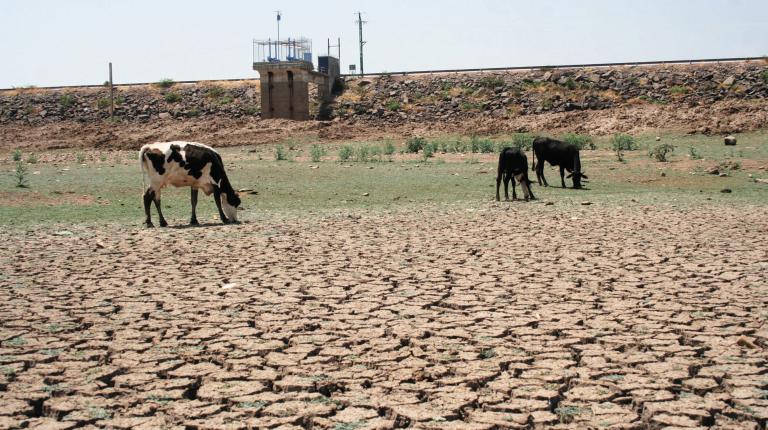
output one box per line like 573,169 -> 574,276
0,202 -> 766,429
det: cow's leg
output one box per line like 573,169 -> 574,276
527,175 -> 536,200
152,189 -> 168,227
143,188 -> 155,227
189,188 -> 199,226
518,174 -> 535,201
213,186 -> 229,224
536,161 -> 548,187
495,172 -> 502,201
560,166 -> 566,188
510,176 -> 518,201
503,173 -> 511,201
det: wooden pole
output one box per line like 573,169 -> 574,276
109,62 -> 114,119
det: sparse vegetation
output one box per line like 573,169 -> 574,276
75,152 -> 86,164
310,144 -> 326,162
243,105 -> 258,116
383,140 -> 396,156
611,134 -> 637,151
275,145 -> 288,161
511,133 -> 535,151
479,75 -> 505,88
156,78 -> 175,89
97,98 -> 111,110
27,153 -> 38,164
207,85 -> 226,98
762,70 -> 768,85
562,133 -> 596,150
386,100 -> 401,111
59,94 -> 76,108
338,145 -> 354,161
355,145 -> 370,162
422,142 -> 435,160
669,85 -> 689,95
479,348 -> 497,359
406,137 -> 426,153
12,149 -> 22,162
688,146 -> 703,160
649,143 -> 675,162
561,78 -> 577,90
14,162 -> 28,188
164,92 -> 182,103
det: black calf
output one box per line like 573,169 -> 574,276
496,147 -> 536,201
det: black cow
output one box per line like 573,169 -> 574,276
531,137 -> 588,189
496,147 -> 536,201
139,141 -> 241,227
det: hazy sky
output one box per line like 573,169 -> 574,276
1,0 -> 766,88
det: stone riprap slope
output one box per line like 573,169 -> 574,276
1,203 -> 766,429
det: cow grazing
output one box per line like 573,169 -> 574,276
496,147 -> 536,202
139,141 -> 241,227
531,137 -> 588,189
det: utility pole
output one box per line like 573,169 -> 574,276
275,10 -> 282,58
355,12 -> 367,75
108,62 -> 114,119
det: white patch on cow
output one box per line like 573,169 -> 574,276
140,141 -> 219,195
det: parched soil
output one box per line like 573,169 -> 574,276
0,203 -> 767,429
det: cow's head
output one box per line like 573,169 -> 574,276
222,191 -> 241,222
567,171 -> 589,189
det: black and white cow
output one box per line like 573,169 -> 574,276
139,141 -> 241,227
531,137 -> 588,189
496,147 -> 536,201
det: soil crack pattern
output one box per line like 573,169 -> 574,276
0,203 -> 766,429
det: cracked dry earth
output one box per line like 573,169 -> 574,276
1,203 -> 767,430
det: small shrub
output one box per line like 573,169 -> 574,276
164,92 -> 182,103
207,85 -> 226,98
688,146 -> 702,160
218,95 -> 234,105
611,134 -> 637,151
310,144 -> 325,162
470,135 -> 481,153
103,80 -> 111,87
97,98 -> 111,109
14,161 -> 28,188
274,145 -> 287,161
386,100 -> 401,111
383,140 -> 396,155
243,105 -> 258,116
59,94 -> 76,108
115,95 -> 126,105
454,139 -> 467,153
12,149 -> 22,161
762,70 -> 768,86
99,153 -> 107,162
561,78 -> 577,90
338,145 -> 354,161
422,142 -> 435,160
186,108 -> 200,117
355,145 -> 370,162
405,137 -> 425,153
562,133 -> 595,150
478,139 -> 495,153
512,133 -> 535,151
156,78 -> 175,89
370,146 -> 383,162
27,153 -> 38,164
649,143 -> 675,162
75,152 -> 86,164
479,348 -> 497,359
479,76 -> 505,88
669,85 -> 689,95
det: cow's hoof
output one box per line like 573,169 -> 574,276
145,222 -> 154,228
159,221 -> 168,227
189,219 -> 199,226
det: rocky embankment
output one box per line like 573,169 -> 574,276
1,62 -> 767,149
337,62 -> 768,123
0,81 -> 261,124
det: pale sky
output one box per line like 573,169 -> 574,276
1,0 -> 766,88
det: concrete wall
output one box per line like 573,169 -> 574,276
259,68 -> 310,120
